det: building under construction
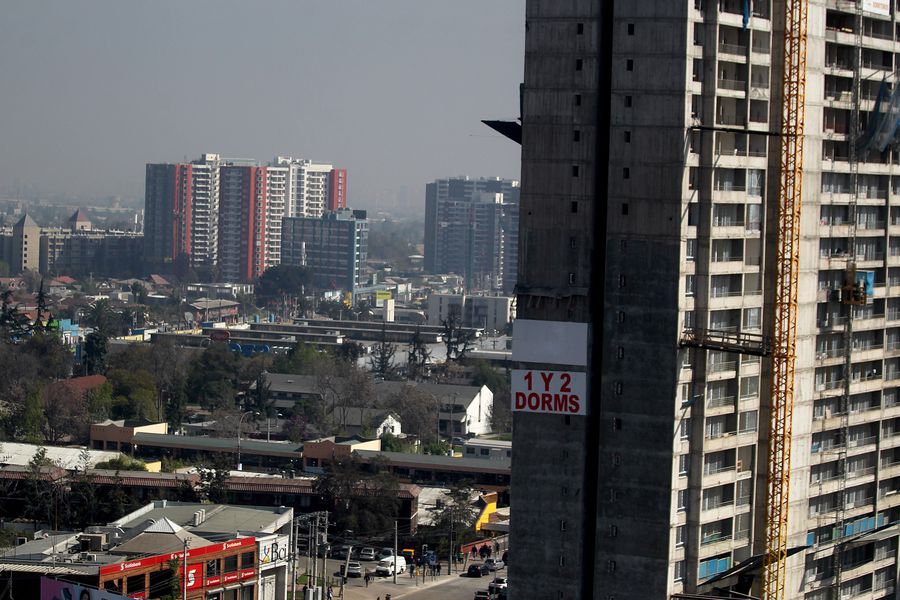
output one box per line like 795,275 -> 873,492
509,0 -> 900,599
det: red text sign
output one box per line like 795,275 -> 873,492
511,369 -> 587,415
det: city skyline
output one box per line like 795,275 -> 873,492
0,1 -> 524,212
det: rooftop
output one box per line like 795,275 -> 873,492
110,501 -> 293,535
0,442 -> 119,470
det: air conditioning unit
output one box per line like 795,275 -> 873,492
82,553 -> 98,562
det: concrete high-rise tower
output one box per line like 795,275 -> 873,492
511,1 -> 900,599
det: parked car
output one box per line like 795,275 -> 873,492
467,564 -> 490,577
489,577 -> 508,594
346,562 -> 362,578
359,547 -> 376,561
375,556 -> 407,576
378,547 -> 394,559
484,558 -> 504,571
474,591 -> 492,600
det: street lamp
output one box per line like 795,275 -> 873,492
237,410 -> 259,471
267,412 -> 283,443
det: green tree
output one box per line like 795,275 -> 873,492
130,282 -> 148,304
107,368 -> 157,420
83,331 -> 108,375
196,461 -> 230,504
22,332 -> 72,380
369,323 -> 397,380
379,432 -> 404,452
66,450 -> 99,529
186,344 -> 241,410
316,456 -> 399,536
14,386 -> 45,443
255,264 -> 311,308
271,342 -> 321,375
23,447 -> 59,530
94,455 -> 148,471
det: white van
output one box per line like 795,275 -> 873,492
375,555 -> 406,576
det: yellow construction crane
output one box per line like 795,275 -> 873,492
763,0 -> 809,598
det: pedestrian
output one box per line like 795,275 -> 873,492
327,585 -> 333,600
471,546 -> 477,559
436,562 -> 442,576
365,573 -> 371,587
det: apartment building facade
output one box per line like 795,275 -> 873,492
424,177 -> 520,293
510,1 -> 900,599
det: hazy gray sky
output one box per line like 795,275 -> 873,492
0,1 -> 524,213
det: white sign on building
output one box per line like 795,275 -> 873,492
862,0 -> 890,16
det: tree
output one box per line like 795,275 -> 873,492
83,331 -> 108,375
381,384 -> 440,444
425,482 -> 479,564
94,455 -> 148,471
197,461 -> 230,504
186,343 -> 241,410
369,323 -> 397,380
441,308 -> 476,362
281,413 -> 309,442
42,381 -> 89,444
379,432 -> 404,452
271,342 -> 321,375
107,368 -> 157,420
316,456 -> 400,536
317,364 -> 374,433
255,264 -> 311,310
405,326 -> 432,381
130,282 -> 148,304
67,450 -> 99,529
333,340 -> 366,364
23,447 -> 60,530
86,299 -> 116,336
22,332 -> 72,380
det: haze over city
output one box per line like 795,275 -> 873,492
0,1 -> 524,212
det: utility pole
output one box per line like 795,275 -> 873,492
182,538 -> 190,600
291,517 -> 298,600
393,520 -> 398,585
320,511 -> 329,593
312,514 -> 319,591
449,513 -> 454,575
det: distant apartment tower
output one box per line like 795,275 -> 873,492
424,177 -> 519,293
144,163 -> 193,267
280,209 -> 368,294
144,154 -> 220,270
426,293 -> 515,333
218,165 -> 269,282
274,157 -> 347,218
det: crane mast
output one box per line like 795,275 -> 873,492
762,0 -> 809,597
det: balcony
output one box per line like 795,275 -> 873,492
718,42 -> 747,57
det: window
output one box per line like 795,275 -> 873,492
575,94 -> 582,106
676,525 -> 686,547
626,59 -> 634,71
207,559 -> 220,577
624,130 -> 631,143
480,448 -> 490,455
623,167 -> 630,179
575,58 -> 583,71
677,489 -> 688,511
680,418 -> 691,440
686,239 -> 697,261
621,203 -> 629,215
126,575 -> 145,594
627,23 -> 635,35
685,275 -> 696,297
560,520 -> 567,531
679,454 -> 690,475
571,201 -> 578,213
577,23 -> 584,34
625,95 -> 633,107
572,165 -> 580,177
743,307 -> 761,330
674,560 -> 686,582
573,129 -> 581,141
241,551 -> 255,567
739,410 -> 758,433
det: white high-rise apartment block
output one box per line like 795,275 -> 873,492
265,165 -> 289,268
275,156 -> 334,218
189,153 -> 221,269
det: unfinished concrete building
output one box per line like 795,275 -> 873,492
510,1 -> 900,599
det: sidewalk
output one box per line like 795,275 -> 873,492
342,570 -> 462,600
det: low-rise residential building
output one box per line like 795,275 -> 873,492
462,438 -> 511,462
90,419 -> 169,452
427,293 -> 515,332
